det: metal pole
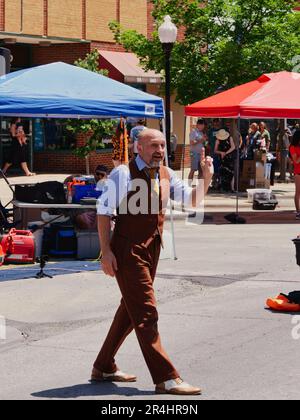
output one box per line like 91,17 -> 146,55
182,116 -> 187,181
224,116 -> 246,224
162,118 -> 177,260
181,116 -> 187,211
163,43 -> 173,165
0,116 -> 3,170
236,116 -> 241,215
29,119 -> 33,172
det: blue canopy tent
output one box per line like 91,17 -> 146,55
0,62 -> 164,119
0,62 -> 177,259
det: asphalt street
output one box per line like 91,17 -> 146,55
0,221 -> 300,400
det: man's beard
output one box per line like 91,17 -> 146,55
149,160 -> 161,168
149,154 -> 163,168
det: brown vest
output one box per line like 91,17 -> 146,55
114,160 -> 170,245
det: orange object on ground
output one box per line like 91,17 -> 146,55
0,244 -> 5,266
266,294 -> 300,312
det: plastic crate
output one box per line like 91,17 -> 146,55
44,224 -> 77,258
247,188 -> 271,203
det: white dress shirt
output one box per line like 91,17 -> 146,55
97,155 -> 193,216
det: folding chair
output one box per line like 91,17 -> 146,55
0,169 -> 20,232
0,200 -> 17,232
0,169 -> 15,207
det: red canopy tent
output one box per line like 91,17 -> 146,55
184,71 -> 300,223
185,71 -> 300,119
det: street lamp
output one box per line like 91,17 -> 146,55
158,15 -> 177,164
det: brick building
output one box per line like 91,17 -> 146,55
0,0 -> 190,173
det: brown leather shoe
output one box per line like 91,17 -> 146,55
91,367 -> 137,383
155,378 -> 202,395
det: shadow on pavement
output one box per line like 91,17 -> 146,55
31,382 -> 154,399
265,308 -> 300,316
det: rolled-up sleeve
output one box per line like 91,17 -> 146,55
168,168 -> 193,206
97,165 -> 130,216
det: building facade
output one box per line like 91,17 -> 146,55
0,0 -> 189,173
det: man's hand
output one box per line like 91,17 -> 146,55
101,250 -> 118,277
200,148 -> 214,179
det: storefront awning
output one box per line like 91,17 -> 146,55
99,50 -> 162,85
0,32 -> 89,45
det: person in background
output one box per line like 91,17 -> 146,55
129,119 -> 147,158
224,120 -> 232,134
209,119 -> 222,154
208,119 -> 222,190
2,117 -> 21,174
2,119 -> 35,177
170,131 -> 178,166
244,123 -> 261,160
289,131 -> 300,219
289,121 -> 300,136
259,122 -> 271,152
215,129 -> 236,192
277,125 -> 292,182
189,119 -> 208,185
94,164 -> 109,194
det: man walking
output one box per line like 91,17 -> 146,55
93,129 -> 213,395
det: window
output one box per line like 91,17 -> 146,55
33,119 -> 76,152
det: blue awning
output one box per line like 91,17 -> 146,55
0,62 -> 164,119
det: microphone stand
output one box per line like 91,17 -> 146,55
35,255 -> 53,279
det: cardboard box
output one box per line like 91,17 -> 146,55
242,161 -> 256,177
239,180 -> 250,192
254,150 -> 267,163
242,161 -> 265,180
255,162 -> 265,180
239,177 -> 255,191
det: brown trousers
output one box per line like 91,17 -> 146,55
93,234 -> 179,385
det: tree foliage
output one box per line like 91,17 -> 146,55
74,49 -> 108,75
110,0 -> 300,105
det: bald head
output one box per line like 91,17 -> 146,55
137,129 -> 166,167
138,129 -> 165,145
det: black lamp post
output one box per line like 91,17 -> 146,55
158,16 -> 177,164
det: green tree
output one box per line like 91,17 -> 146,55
68,49 -> 116,173
110,0 -> 300,105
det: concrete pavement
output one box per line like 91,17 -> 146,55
1,222 -> 300,400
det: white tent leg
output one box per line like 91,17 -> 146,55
182,117 -> 188,210
162,118 -> 178,260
